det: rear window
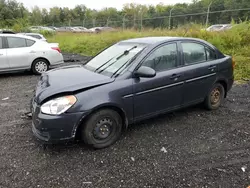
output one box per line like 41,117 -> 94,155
28,34 -> 42,39
182,42 -> 206,64
26,39 -> 35,47
7,37 -> 26,48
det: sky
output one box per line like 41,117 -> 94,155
19,0 -> 192,10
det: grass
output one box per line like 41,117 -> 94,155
47,23 -> 250,81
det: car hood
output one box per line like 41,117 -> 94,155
35,65 -> 114,104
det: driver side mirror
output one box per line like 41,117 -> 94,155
134,66 -> 156,78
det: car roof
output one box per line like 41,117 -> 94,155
120,36 -> 207,45
24,33 -> 43,36
0,33 -> 41,41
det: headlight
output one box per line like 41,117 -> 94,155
41,95 -> 77,115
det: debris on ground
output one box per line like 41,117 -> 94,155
0,57 -> 250,187
161,147 -> 167,153
241,166 -> 247,172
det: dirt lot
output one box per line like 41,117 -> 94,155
0,60 -> 250,188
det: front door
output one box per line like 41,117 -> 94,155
0,37 -> 9,70
133,42 -> 185,121
6,36 -> 30,69
180,41 -> 218,104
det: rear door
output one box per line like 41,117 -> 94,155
180,41 -> 219,105
0,37 -> 9,70
6,36 -> 35,69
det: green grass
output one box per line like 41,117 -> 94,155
47,24 -> 250,81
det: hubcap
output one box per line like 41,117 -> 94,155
211,88 -> 221,105
35,61 -> 48,73
93,118 -> 113,140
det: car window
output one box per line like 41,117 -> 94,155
7,37 -> 26,48
0,37 -> 2,49
205,47 -> 217,60
182,42 -> 206,64
142,43 -> 178,72
29,34 -> 42,39
26,39 -> 35,47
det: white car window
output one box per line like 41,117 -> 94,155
0,37 -> 2,49
7,37 -> 26,48
28,34 -> 42,39
26,39 -> 35,47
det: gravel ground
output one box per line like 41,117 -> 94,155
0,58 -> 250,188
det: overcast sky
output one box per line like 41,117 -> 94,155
19,0 -> 192,10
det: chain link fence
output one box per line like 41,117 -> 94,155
52,8 -> 250,30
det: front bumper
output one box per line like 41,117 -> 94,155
31,100 -> 86,143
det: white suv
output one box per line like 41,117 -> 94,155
0,34 -> 64,74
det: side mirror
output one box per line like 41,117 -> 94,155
134,66 -> 156,78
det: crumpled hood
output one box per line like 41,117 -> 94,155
35,65 -> 114,104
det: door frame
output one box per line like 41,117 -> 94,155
131,41 -> 186,122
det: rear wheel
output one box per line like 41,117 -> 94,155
32,59 -> 49,75
81,109 -> 123,149
204,83 -> 225,110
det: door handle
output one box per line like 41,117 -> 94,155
0,54 -> 3,56
208,65 -> 216,70
170,74 -> 181,80
30,51 -> 36,53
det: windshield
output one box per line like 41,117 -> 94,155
85,42 -> 147,77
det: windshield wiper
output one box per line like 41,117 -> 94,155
97,46 -> 138,74
111,48 -> 144,78
94,56 -> 115,73
116,46 -> 137,60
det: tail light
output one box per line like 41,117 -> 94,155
232,56 -> 236,70
51,47 -> 61,53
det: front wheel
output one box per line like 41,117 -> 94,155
31,59 -> 49,75
81,109 -> 123,149
204,83 -> 225,110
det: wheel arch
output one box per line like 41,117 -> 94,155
32,57 -> 51,67
216,79 -> 228,98
75,104 -> 128,140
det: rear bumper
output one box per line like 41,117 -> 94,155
227,76 -> 234,92
50,60 -> 64,68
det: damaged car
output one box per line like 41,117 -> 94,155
31,37 -> 234,149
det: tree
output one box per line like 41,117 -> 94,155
30,6 -> 42,25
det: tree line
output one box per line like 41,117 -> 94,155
1,0 -> 250,29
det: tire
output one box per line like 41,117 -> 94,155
204,83 -> 225,110
31,59 -> 49,75
81,109 -> 123,149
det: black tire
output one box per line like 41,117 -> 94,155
31,59 -> 49,75
81,109 -> 123,149
204,83 -> 225,110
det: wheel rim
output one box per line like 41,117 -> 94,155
93,117 -> 115,141
211,87 -> 221,105
35,61 -> 48,73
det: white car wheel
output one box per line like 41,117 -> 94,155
32,59 -> 49,75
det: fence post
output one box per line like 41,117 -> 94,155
92,18 -> 96,27
106,17 -> 110,26
83,17 -> 86,27
169,7 -> 174,30
133,13 -> 136,28
206,2 -> 212,27
140,12 -> 143,31
123,14 -> 127,31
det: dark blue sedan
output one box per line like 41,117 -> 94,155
31,37 -> 234,149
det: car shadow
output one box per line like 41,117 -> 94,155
0,71 -> 37,78
38,104 -> 206,154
